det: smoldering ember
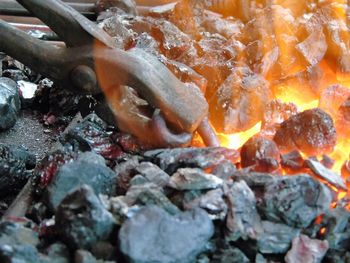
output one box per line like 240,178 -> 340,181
0,0 -> 350,262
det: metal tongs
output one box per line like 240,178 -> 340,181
0,0 -> 219,147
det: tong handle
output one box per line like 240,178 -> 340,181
16,0 -> 115,48
0,19 -> 62,78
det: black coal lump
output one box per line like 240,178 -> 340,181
55,185 -> 115,250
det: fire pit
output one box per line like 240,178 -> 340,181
0,0 -> 350,262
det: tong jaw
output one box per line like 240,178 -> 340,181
0,0 -> 218,146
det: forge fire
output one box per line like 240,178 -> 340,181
0,0 -> 350,262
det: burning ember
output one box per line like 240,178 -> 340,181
1,0 -> 350,262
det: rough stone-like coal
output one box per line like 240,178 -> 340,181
0,143 -> 34,199
274,108 -> 337,156
118,206 -> 214,263
240,136 -> 280,172
55,185 -> 115,250
45,152 -> 116,210
0,77 -> 21,130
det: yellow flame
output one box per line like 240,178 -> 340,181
218,122 -> 262,149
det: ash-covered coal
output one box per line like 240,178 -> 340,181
274,108 -> 337,156
119,206 -> 214,263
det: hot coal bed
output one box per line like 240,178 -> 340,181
0,0 -> 350,262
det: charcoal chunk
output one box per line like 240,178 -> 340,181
257,221 -> 300,254
274,108 -> 337,156
183,188 -> 227,220
285,235 -> 329,263
281,151 -> 304,171
225,181 -> 262,241
62,113 -> 127,161
240,136 -> 280,172
0,77 -> 20,130
55,185 -> 115,250
169,168 -> 223,190
0,144 -> 34,197
125,183 -> 180,215
119,206 -> 214,263
261,174 -> 333,228
46,152 -> 116,210
144,147 -> 239,174
135,162 -> 170,188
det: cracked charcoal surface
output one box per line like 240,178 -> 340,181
46,152 -> 116,210
119,206 -> 214,263
144,147 -> 239,174
0,77 -> 20,130
62,113 -> 128,162
125,183 -> 180,215
168,168 -> 223,190
274,108 -> 337,156
225,180 -> 263,242
135,162 -> 170,188
55,185 -> 115,250
261,174 -> 333,228
183,188 -> 227,220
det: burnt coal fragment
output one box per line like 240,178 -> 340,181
281,151 -> 304,172
119,206 -> 214,263
285,235 -> 329,263
225,181 -> 262,242
0,77 -> 21,130
183,188 -> 227,220
55,185 -> 115,250
261,174 -> 333,228
134,162 -> 170,188
0,144 -> 35,198
256,221 -> 300,254
144,147 -> 239,174
62,113 -> 128,162
305,159 -> 347,190
34,148 -> 78,192
210,66 -> 271,133
169,168 -> 223,190
240,136 -> 280,172
46,152 -> 116,210
274,108 -> 337,156
125,183 -> 180,215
